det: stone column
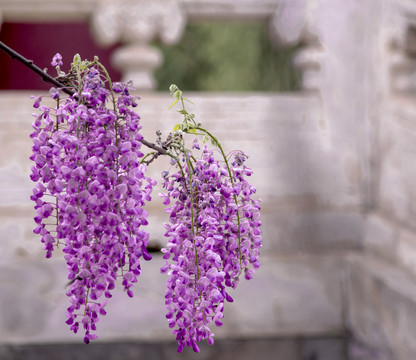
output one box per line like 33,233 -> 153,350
388,10 -> 416,95
269,0 -> 323,91
91,0 -> 186,90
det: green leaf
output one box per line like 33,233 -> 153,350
183,97 -> 195,104
173,124 -> 180,132
169,98 -> 179,109
188,128 -> 197,134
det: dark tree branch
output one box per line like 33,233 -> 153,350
0,40 -> 170,157
0,41 -> 74,96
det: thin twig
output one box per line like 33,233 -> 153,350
0,40 -> 74,96
141,139 -> 169,156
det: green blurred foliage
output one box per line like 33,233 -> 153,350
154,23 -> 301,92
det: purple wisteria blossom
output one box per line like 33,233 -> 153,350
29,54 -> 261,351
160,146 -> 262,352
30,55 -> 155,343
51,53 -> 63,67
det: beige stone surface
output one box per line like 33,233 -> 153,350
363,213 -> 398,262
346,254 -> 416,360
0,91 -> 364,257
2,0 -> 416,358
0,91 -> 351,344
0,253 -> 345,344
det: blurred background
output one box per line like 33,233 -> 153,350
1,0 -> 416,359
0,22 -> 300,92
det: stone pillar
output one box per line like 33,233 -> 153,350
91,0 -> 186,90
388,9 -> 416,95
269,0 -> 324,91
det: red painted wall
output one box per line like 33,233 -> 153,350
0,23 -> 121,90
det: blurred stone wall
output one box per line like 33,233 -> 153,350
0,92 -> 348,346
1,1 -> 416,360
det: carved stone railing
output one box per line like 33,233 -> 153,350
0,0 -> 321,91
383,0 -> 416,95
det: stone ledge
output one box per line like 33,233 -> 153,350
0,336 -> 348,360
0,0 -> 280,22
0,253 -> 345,344
364,212 -> 416,278
345,254 -> 416,360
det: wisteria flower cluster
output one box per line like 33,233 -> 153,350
30,54 -> 155,343
159,86 -> 262,352
29,54 -> 261,351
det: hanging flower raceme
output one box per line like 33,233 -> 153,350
28,51 -> 261,351
30,54 -> 155,343
160,86 -> 262,353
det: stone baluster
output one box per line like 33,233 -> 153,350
269,0 -> 323,92
388,15 -> 416,94
91,0 -> 186,91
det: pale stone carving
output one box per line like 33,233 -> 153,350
269,0 -> 306,47
91,0 -> 185,46
91,0 -> 186,90
90,1 -> 120,47
383,2 -> 416,94
390,50 -> 416,93
270,0 -> 322,91
111,44 -> 163,91
293,44 -> 324,91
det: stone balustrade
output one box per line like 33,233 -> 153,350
0,91 -> 348,347
0,0 -> 321,91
